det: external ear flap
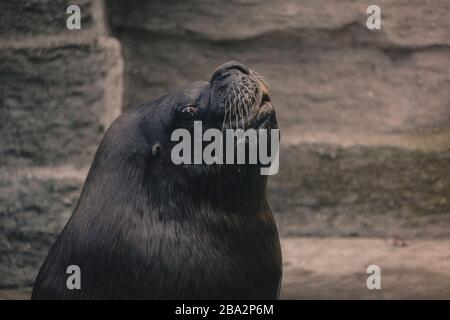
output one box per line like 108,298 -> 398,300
152,143 -> 162,157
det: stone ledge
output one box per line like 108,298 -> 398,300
0,0 -> 105,41
107,0 -> 450,46
270,143 -> 450,238
0,36 -> 122,167
281,126 -> 450,152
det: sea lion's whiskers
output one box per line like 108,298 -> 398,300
221,103 -> 228,133
228,98 -> 233,129
234,105 -> 239,129
237,102 -> 244,129
251,93 -> 256,108
225,89 -> 231,129
236,88 -> 245,129
218,92 -> 226,130
245,101 -> 251,122
243,87 -> 251,120
233,87 -> 239,129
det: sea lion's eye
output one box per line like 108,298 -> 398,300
180,105 -> 197,119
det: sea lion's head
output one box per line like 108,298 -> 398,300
89,61 -> 278,211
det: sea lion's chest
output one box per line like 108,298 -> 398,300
147,211 -> 281,299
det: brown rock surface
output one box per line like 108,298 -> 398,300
281,237 -> 450,299
108,0 -> 450,143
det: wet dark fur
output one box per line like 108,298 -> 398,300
32,61 -> 282,299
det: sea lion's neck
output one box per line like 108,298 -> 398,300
146,164 -> 269,215
78,147 -> 270,222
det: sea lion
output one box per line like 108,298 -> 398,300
32,61 -> 282,299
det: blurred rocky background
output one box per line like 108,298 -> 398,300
1,0 -> 449,299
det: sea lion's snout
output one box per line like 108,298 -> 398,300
210,61 -> 276,130
211,60 -> 251,79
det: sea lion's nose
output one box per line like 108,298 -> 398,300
211,60 -> 250,81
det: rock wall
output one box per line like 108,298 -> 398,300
0,1 -> 123,293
